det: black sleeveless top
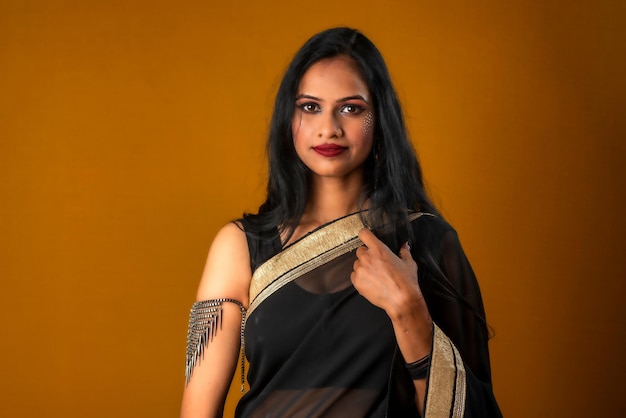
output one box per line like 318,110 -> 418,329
235,225 -> 418,417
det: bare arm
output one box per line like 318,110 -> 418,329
180,223 -> 251,418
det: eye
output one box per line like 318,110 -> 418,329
340,104 -> 365,115
297,102 -> 321,113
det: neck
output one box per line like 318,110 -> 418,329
303,172 -> 366,226
281,172 -> 367,246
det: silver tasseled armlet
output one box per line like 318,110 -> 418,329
185,298 -> 247,390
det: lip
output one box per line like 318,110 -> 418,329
312,143 -> 348,157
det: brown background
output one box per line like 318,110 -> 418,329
1,0 -> 624,417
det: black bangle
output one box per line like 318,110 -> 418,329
405,353 -> 431,380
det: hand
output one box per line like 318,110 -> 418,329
350,228 -> 427,321
352,228 -> 433,403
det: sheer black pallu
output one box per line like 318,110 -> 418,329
235,212 -> 502,417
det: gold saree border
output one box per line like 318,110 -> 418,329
247,212 -> 430,320
424,324 -> 467,418
247,213 -> 364,319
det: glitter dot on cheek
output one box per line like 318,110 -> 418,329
362,112 -> 374,135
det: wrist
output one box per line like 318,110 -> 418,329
405,352 -> 431,380
387,293 -> 431,329
390,311 -> 433,357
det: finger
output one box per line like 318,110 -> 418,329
399,241 -> 414,262
358,228 -> 385,251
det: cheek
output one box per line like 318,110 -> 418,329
292,112 -> 315,141
362,112 -> 374,136
291,113 -> 302,138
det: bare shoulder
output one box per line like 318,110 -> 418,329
196,222 -> 252,307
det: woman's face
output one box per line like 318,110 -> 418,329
292,56 -> 375,182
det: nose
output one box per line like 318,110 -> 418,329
318,111 -> 343,138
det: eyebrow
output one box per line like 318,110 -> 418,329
295,94 -> 369,103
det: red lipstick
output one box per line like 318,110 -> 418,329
312,144 -> 347,157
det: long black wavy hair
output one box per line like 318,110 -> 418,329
242,27 -> 438,252
240,28 -> 492,339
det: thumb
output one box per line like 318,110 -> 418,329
399,241 -> 413,261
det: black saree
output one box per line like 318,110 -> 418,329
235,212 -> 501,417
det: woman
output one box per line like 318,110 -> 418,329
181,27 -> 502,417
